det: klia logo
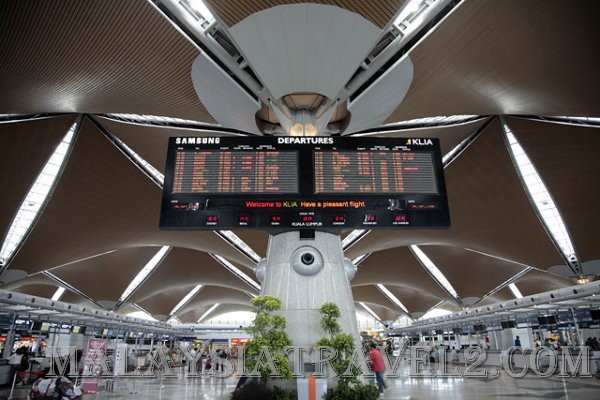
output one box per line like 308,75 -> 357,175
407,138 -> 433,146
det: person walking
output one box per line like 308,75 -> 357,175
369,343 -> 387,395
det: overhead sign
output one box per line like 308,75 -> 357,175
159,137 -> 450,230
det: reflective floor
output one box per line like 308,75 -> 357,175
2,367 -> 599,399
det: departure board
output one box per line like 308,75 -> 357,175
314,151 -> 437,194
172,150 -> 298,194
160,136 -> 450,230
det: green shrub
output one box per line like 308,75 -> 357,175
231,382 -> 296,400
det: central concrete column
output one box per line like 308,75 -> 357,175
256,230 -> 360,352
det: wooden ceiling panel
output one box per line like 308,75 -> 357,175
421,245 -> 527,300
136,286 -> 191,318
346,120 -> 565,271
0,116 -> 77,243
9,284 -> 57,299
95,117 -> 241,176
513,270 -> 570,297
353,246 -> 448,307
206,0 -> 405,28
128,247 -> 255,305
176,286 -> 254,321
0,0 -> 214,122
506,117 -> 600,264
384,284 -> 444,315
50,247 -> 159,303
357,302 -> 399,323
352,285 -> 404,315
388,0 -> 600,122
8,117 -> 252,275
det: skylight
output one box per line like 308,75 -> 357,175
551,116 -> 600,124
211,254 -> 261,291
420,307 -> 452,320
410,245 -> 459,299
198,303 -> 220,323
215,231 -> 261,263
127,310 -> 158,322
376,284 -> 409,314
181,0 -> 215,28
359,302 -> 381,321
110,135 -> 164,185
342,229 -> 369,250
393,0 -> 453,40
508,283 -> 523,299
107,113 -> 210,126
118,246 -> 171,303
0,123 -> 76,266
51,287 -> 66,301
352,254 -> 370,266
170,284 -> 203,316
502,123 -> 577,264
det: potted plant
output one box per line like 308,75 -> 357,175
316,302 -> 379,400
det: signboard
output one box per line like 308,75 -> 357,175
160,137 -> 450,229
80,338 -> 107,394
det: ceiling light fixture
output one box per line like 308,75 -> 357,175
170,284 -> 203,316
211,254 -> 261,291
508,283 -> 524,299
118,246 -> 171,304
0,122 -> 78,269
181,0 -> 215,28
359,302 -> 381,321
410,244 -> 459,299
197,303 -> 220,323
501,120 -> 580,272
51,287 -> 66,302
376,284 -> 409,314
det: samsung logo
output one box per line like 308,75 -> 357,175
277,137 -> 334,145
175,137 -> 220,145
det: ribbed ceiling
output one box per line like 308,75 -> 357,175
1,0 -> 597,325
0,115 -> 77,242
0,0 -> 215,122
386,0 -> 600,123
206,0 -> 406,28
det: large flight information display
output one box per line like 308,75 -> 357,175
160,136 -> 450,230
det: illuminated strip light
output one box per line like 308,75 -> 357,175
359,302 -> 381,321
352,254 -> 370,266
51,287 -> 66,301
106,113 -> 212,127
342,229 -> 369,250
110,135 -> 164,185
126,310 -> 158,322
170,285 -> 203,316
211,254 -> 261,291
0,122 -> 77,267
501,122 -> 578,267
376,284 -> 409,314
180,0 -> 215,28
198,303 -> 220,323
551,116 -> 600,124
410,245 -> 459,299
118,246 -> 171,303
508,283 -> 524,299
215,230 -> 261,263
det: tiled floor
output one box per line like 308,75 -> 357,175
2,367 -> 599,399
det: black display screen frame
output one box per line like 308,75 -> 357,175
159,136 -> 450,230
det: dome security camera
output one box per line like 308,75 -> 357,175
291,246 -> 323,276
